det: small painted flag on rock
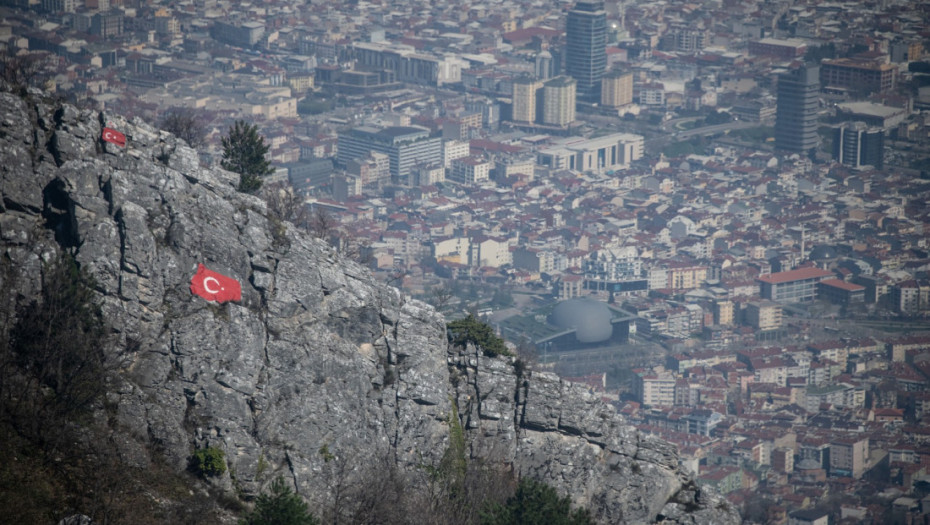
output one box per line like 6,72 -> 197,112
190,264 -> 241,303
102,127 -> 126,147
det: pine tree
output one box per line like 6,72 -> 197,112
239,477 -> 319,525
480,478 -> 594,525
221,120 -> 273,194
447,315 -> 512,357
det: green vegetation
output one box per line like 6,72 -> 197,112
415,400 -> 475,521
441,399 -> 467,492
239,477 -> 319,525
190,446 -> 227,478
414,400 -> 594,524
297,95 -> 334,115
703,110 -> 732,126
495,304 -> 561,343
256,453 -> 270,479
805,42 -> 836,63
221,120 -> 273,194
491,289 -> 514,308
318,444 -> 335,463
662,137 -> 707,157
590,127 -> 618,138
728,125 -> 775,144
447,315 -> 512,357
480,477 -> 594,525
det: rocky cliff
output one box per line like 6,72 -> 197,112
0,89 -> 740,524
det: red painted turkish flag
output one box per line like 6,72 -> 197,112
102,127 -> 126,147
190,264 -> 241,303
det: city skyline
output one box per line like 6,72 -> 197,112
2,0 -> 930,522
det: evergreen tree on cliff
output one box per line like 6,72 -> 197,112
221,120 -> 273,194
481,478 -> 594,525
239,477 -> 319,525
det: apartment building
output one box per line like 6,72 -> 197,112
633,371 -> 676,407
449,156 -> 492,184
830,436 -> 869,478
744,301 -> 783,332
542,76 -> 577,127
822,58 -> 896,94
511,76 -> 542,123
601,69 -> 633,108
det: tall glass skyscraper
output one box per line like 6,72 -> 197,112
775,64 -> 820,154
566,0 -> 607,104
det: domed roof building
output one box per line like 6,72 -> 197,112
537,298 -> 636,352
808,244 -> 839,262
549,298 -> 614,343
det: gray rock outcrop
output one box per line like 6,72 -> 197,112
0,89 -> 740,524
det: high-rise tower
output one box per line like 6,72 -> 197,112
566,0 -> 607,104
512,76 -> 542,123
542,76 -> 577,126
775,64 -> 820,154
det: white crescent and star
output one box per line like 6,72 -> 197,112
104,130 -> 117,141
203,276 -> 222,294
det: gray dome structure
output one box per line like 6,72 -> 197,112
549,298 -> 614,343
808,245 -> 839,261
795,459 -> 823,470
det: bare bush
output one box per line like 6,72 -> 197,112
4,254 -> 111,449
0,50 -> 44,93
262,182 -> 309,225
159,109 -> 207,149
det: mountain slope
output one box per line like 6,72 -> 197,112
0,89 -> 739,524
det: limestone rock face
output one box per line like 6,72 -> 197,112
0,90 -> 739,525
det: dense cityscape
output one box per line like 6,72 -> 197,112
3,0 -> 930,523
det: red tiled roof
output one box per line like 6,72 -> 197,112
820,279 -> 865,292
757,267 -> 833,284
501,27 -> 562,44
469,139 -> 524,154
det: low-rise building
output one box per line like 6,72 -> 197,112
748,38 -> 807,59
449,156 -> 492,184
818,279 -> 866,305
788,508 -> 829,525
822,58 -> 897,94
536,133 -> 643,173
758,267 -> 833,303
